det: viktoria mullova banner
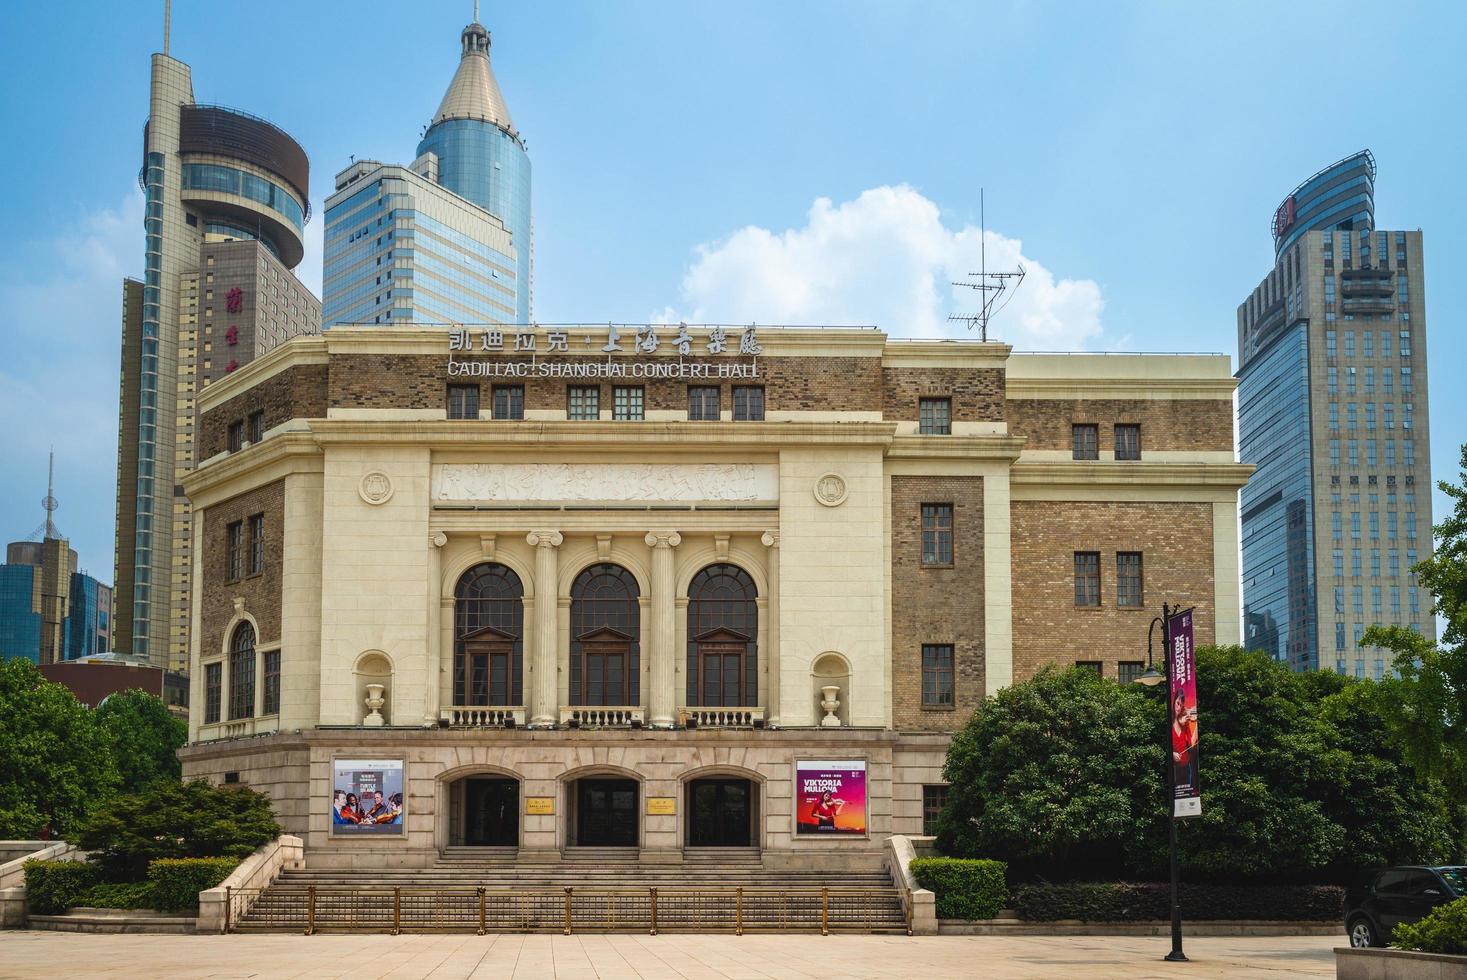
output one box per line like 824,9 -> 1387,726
1167,610 -> 1202,818
332,759 -> 404,833
795,761 -> 867,836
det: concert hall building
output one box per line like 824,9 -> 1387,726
178,324 -> 1248,869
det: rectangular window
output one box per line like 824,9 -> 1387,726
1370,548 -> 1381,577
1383,370 -> 1393,395
227,420 -> 244,453
1353,585 -> 1364,615
1344,332 -> 1355,357
687,385 -> 720,421
1347,366 -> 1356,395
227,520 -> 244,582
1074,552 -> 1101,606
247,409 -> 265,445
1351,511 -> 1361,539
1075,661 -> 1103,674
1326,330 -> 1337,357
1333,586 -> 1344,614
921,644 -> 955,707
919,397 -> 952,435
1072,424 -> 1099,460
262,650 -> 280,715
1117,661 -> 1144,685
922,785 -> 949,836
1330,440 -> 1340,466
1352,548 -> 1362,577
1381,330 -> 1392,357
1401,367 -> 1412,393
1327,366 -> 1338,396
1363,332 -> 1373,357
1364,367 -> 1374,393
613,385 -> 645,421
1329,404 -> 1338,431
492,385 -> 524,420
1365,403 -> 1375,430
1114,424 -> 1141,460
1348,441 -> 1358,467
1335,621 -> 1346,651
1117,552 -> 1144,607
248,513 -> 265,576
1391,586 -> 1401,618
567,385 -> 599,420
1347,403 -> 1357,430
1404,440 -> 1415,467
1332,549 -> 1344,577
921,504 -> 954,566
447,383 -> 480,420
204,662 -> 222,724
1367,440 -> 1377,467
732,386 -> 765,421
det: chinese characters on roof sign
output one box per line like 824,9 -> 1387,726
447,324 -> 763,380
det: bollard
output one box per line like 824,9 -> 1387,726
906,887 -> 914,936
735,887 -> 743,936
306,884 -> 316,936
820,887 -> 829,937
650,887 -> 658,936
564,887 -> 573,936
477,886 -> 486,936
392,886 -> 401,935
224,885 -> 232,934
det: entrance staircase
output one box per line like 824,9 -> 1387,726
232,853 -> 908,934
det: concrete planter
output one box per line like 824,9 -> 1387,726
940,917 -> 1340,937
1335,947 -> 1467,979
27,908 -> 197,935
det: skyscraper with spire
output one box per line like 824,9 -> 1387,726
323,12 -> 531,326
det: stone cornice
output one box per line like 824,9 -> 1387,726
886,434 -> 1026,461
182,432 -> 324,507
305,419 -> 900,449
196,337 -> 328,413
1006,376 -> 1237,400
1010,460 -> 1254,488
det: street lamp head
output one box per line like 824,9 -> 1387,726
1135,666 -> 1165,687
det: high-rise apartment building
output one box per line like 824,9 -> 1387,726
114,43 -> 319,670
323,17 -> 529,327
1238,151 -> 1434,675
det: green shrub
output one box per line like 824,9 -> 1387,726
1011,881 -> 1344,922
79,779 -> 279,881
1392,895 -> 1467,955
910,857 -> 1009,920
23,860 -> 100,914
77,881 -> 157,910
147,858 -> 238,913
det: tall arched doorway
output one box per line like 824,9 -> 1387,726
446,773 -> 520,848
686,564 -> 758,707
569,564 -> 640,706
454,563 -> 524,709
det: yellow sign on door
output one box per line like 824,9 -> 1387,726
525,796 -> 554,815
646,797 -> 677,815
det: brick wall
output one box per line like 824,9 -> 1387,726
199,363 -> 328,458
1010,500 -> 1215,681
199,479 -> 285,658
882,368 -> 1005,422
890,476 -> 984,729
1006,399 -> 1234,452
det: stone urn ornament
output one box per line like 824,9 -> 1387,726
364,683 -> 386,727
820,684 -> 842,727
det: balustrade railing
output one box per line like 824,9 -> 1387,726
686,706 -> 765,728
559,706 -> 646,727
441,706 -> 527,727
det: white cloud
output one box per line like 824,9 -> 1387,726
659,185 -> 1104,349
0,189 -> 143,579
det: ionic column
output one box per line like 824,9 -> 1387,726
645,530 -> 681,727
761,530 -> 781,726
424,531 -> 447,726
526,530 -> 564,727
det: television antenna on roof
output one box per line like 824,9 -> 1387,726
950,189 -> 1025,342
29,448 -> 62,541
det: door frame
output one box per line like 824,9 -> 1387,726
677,766 -> 765,851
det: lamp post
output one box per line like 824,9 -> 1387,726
1135,601 -> 1187,963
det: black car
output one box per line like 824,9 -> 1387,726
1344,865 -> 1466,947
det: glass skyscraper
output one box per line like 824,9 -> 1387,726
1238,151 -> 1435,675
324,17 -> 529,327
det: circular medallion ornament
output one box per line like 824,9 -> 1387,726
813,472 -> 848,507
359,471 -> 394,506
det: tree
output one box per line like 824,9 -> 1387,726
1414,444 -> 1467,649
0,659 -> 118,839
94,689 -> 187,793
1364,624 -> 1467,796
79,779 -> 281,881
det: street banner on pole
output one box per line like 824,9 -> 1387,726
1167,609 -> 1201,817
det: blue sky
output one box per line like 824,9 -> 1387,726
0,0 -> 1462,580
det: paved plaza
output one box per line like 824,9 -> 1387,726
0,932 -> 1338,978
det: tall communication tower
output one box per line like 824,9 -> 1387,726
31,449 -> 61,541
950,190 -> 1025,341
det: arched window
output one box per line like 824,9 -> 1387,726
687,564 -> 758,706
570,564 -> 640,706
229,621 -> 256,720
454,563 -> 524,706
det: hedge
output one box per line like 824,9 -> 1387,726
78,881 -> 156,910
910,857 -> 1009,920
1012,882 -> 1345,922
1393,896 -> 1467,955
147,858 -> 239,913
23,860 -> 100,914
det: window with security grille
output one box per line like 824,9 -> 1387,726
921,504 -> 953,566
613,386 -> 644,421
1115,424 -> 1141,460
247,410 -> 265,444
1118,661 -> 1144,685
733,386 -> 765,421
922,785 -> 948,836
1072,424 -> 1099,460
919,398 -> 951,435
687,386 -> 720,420
227,420 -> 244,453
568,386 -> 599,420
1117,552 -> 1144,607
1075,552 -> 1101,606
447,383 -> 479,419
922,644 -> 954,707
492,385 -> 524,420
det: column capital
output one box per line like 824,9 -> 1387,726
644,530 -> 682,549
761,529 -> 780,549
526,530 -> 564,549
429,531 -> 448,549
